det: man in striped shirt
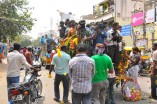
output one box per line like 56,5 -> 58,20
69,44 -> 95,104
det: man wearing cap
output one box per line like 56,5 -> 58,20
49,45 -> 71,103
91,43 -> 114,104
69,44 -> 95,104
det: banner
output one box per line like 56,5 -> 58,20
132,12 -> 144,26
145,9 -> 155,23
121,24 -> 131,36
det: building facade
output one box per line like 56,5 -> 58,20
93,0 -> 144,47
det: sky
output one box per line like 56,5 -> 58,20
27,0 -> 103,39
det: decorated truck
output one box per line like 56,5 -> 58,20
40,35 -> 56,69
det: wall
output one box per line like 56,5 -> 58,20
115,0 -> 144,47
133,23 -> 156,48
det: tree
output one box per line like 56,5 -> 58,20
13,35 -> 32,47
0,0 -> 36,42
31,37 -> 41,47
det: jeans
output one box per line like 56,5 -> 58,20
105,78 -> 116,104
150,69 -> 157,99
107,45 -> 120,75
35,55 -> 39,61
7,77 -> 20,104
92,80 -> 109,104
72,90 -> 92,104
54,74 -> 70,102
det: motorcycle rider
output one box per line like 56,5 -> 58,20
7,43 -> 35,104
25,46 -> 33,65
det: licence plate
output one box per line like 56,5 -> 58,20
12,94 -> 23,101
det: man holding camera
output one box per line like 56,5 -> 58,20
92,23 -> 107,47
106,22 -> 122,75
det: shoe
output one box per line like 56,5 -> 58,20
61,100 -> 69,104
48,74 -> 52,78
53,98 -> 60,102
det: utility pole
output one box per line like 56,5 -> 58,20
143,0 -> 146,39
152,0 -> 157,45
132,0 -> 138,46
114,0 -> 116,22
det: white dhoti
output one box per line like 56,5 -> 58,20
128,65 -> 140,80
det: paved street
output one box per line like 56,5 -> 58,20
0,59 -> 157,104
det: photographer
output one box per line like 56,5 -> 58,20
106,22 -> 122,75
92,23 -> 107,48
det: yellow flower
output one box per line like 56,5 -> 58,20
73,38 -> 78,45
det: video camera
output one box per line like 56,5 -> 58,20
111,30 -> 122,43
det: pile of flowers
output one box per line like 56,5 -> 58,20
122,80 -> 142,101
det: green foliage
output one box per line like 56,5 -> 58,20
0,0 -> 36,42
31,37 -> 41,47
14,35 -> 32,47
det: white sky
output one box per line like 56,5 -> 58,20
27,0 -> 103,39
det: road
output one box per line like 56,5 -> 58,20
0,59 -> 157,104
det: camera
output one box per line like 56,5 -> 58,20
111,31 -> 122,43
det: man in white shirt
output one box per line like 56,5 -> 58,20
150,43 -> 157,99
106,22 -> 122,75
7,43 -> 32,103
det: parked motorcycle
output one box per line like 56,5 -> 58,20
9,67 -> 42,104
139,58 -> 151,75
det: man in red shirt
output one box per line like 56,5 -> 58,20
25,47 -> 33,65
23,47 -> 27,56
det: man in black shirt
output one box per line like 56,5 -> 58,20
59,21 -> 66,39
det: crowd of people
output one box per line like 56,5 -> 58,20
5,19 -> 157,104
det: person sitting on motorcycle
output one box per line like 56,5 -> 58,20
7,43 -> 36,104
25,46 -> 33,65
34,47 -> 38,61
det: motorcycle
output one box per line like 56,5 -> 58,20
9,67 -> 42,104
139,58 -> 151,75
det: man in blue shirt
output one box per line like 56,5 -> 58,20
49,45 -> 71,103
92,23 -> 107,55
92,23 -> 107,46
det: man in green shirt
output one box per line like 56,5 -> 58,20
91,43 -> 114,104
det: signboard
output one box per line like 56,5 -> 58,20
132,12 -> 144,26
133,24 -> 155,35
145,9 -> 155,23
121,25 -> 131,36
136,38 -> 147,47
